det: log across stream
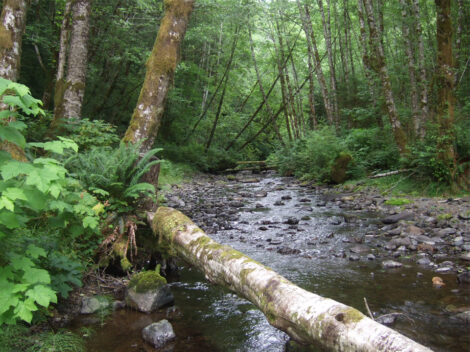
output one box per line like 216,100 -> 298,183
78,173 -> 469,351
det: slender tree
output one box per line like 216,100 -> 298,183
51,0 -> 92,128
434,0 -> 457,180
123,0 -> 195,153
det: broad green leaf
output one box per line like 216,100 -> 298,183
49,200 -> 71,212
1,160 -> 33,180
23,188 -> 47,211
26,244 -> 46,259
0,282 -> 18,314
14,298 -> 37,323
29,138 -> 78,155
0,196 -> 14,211
12,283 -> 30,293
3,187 -> 27,201
22,267 -> 51,285
26,285 -> 57,307
0,210 -> 20,228
0,126 -> 26,148
83,216 -> 98,229
10,255 -> 34,271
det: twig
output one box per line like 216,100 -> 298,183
363,297 -> 374,320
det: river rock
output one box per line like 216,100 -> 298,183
405,225 -> 425,236
417,257 -> 431,266
284,217 -> 299,225
349,244 -> 370,254
381,212 -> 414,224
435,227 -> 456,237
377,313 -> 399,326
274,200 -> 285,206
142,319 -> 176,348
460,252 -> 470,261
457,272 -> 470,284
382,260 -> 403,268
126,271 -> 174,313
80,296 -> 110,314
452,311 -> 470,325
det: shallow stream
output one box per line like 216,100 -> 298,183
78,174 -> 470,351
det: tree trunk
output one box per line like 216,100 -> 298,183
412,0 -> 429,136
123,0 -> 194,154
362,0 -> 407,154
399,0 -> 419,137
0,0 -> 30,161
0,0 -> 29,81
51,0 -> 91,127
302,4 -> 334,127
149,206 -> 432,352
249,28 -> 284,144
435,0 -> 457,181
318,0 -> 339,129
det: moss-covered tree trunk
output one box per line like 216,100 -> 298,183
51,0 -> 91,129
122,0 -> 195,154
0,0 -> 30,161
435,0 -> 457,181
149,206 -> 432,351
362,0 -> 407,154
0,0 -> 29,81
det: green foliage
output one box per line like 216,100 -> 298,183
64,143 -> 160,213
268,127 -> 348,183
0,80 -> 100,325
62,119 -> 120,151
345,128 -> 400,175
384,198 -> 412,206
158,161 -> 197,190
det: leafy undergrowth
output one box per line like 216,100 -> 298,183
343,174 -> 469,198
158,161 -> 198,190
0,325 -> 88,352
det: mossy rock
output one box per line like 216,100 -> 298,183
330,152 -> 352,184
129,268 -> 167,293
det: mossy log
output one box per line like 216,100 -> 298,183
149,206 -> 432,352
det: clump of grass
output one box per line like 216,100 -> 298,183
384,198 -> 412,206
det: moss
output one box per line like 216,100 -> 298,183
0,25 -> 13,49
330,152 -> 352,184
437,213 -> 453,221
120,257 -> 132,271
384,197 -> 412,206
341,307 -> 365,324
129,268 -> 167,293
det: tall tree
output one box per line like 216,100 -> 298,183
51,0 -> 92,127
361,0 -> 407,153
434,0 -> 456,180
0,0 -> 30,81
123,0 -> 195,154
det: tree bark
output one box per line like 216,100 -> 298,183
399,0 -> 420,136
149,206 -> 433,352
0,0 -> 29,81
249,27 -> 283,144
123,0 -> 195,154
435,0 -> 457,180
51,0 -> 91,127
362,0 -> 407,154
302,3 -> 334,127
411,0 -> 429,135
318,0 -> 339,129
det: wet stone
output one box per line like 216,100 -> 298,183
381,212 -> 414,224
284,217 -> 299,225
281,195 -> 292,200
274,200 -> 285,206
382,260 -> 403,268
142,319 -> 176,348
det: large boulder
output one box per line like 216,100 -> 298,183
142,319 -> 176,348
126,270 -> 174,313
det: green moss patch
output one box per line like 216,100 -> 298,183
129,268 -> 167,293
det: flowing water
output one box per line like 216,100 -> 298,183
78,174 -> 470,351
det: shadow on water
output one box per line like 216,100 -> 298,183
78,175 -> 470,352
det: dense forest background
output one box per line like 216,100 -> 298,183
0,0 -> 469,342
15,0 -> 470,188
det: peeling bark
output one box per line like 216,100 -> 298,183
0,0 -> 29,81
51,0 -> 91,129
123,0 -> 195,154
149,207 -> 432,351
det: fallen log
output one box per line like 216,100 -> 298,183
236,160 -> 267,165
368,169 -> 412,179
148,207 -> 432,352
